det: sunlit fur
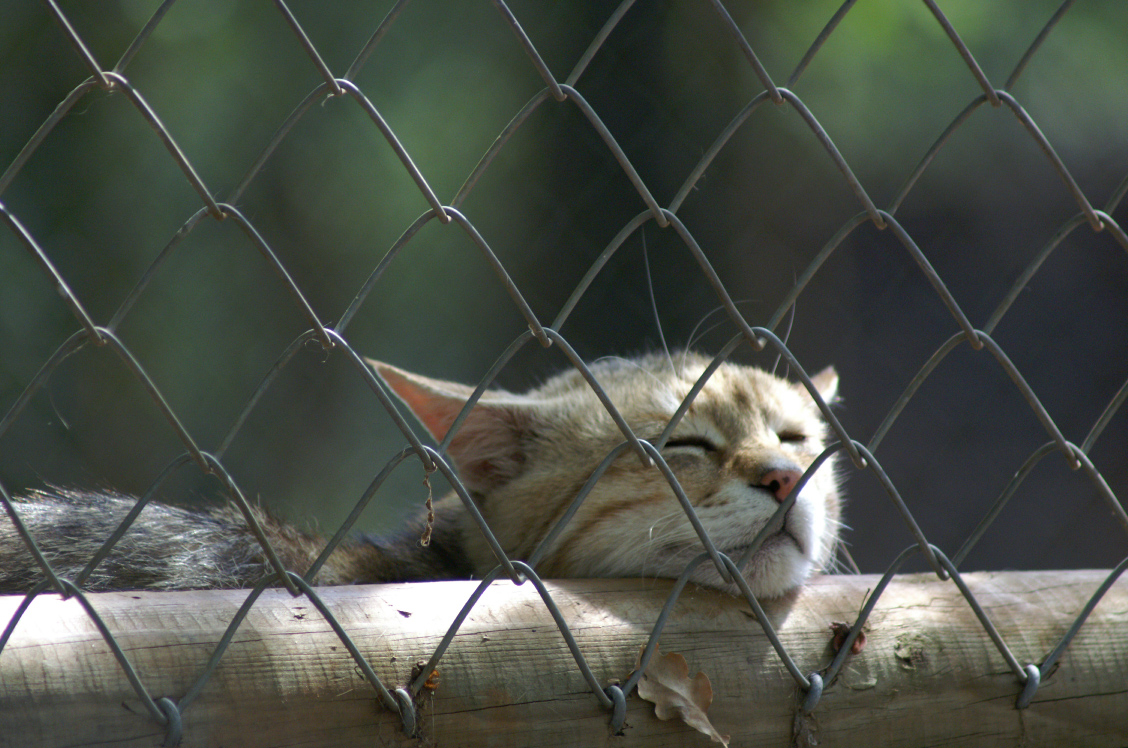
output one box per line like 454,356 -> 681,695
378,351 -> 842,599
1,353 -> 841,597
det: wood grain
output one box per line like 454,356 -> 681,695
1,571 -> 1125,747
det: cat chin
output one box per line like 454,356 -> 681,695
690,539 -> 816,598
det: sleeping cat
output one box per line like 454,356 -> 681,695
0,352 -> 841,598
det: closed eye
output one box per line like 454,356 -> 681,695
664,436 -> 719,452
778,430 -> 807,444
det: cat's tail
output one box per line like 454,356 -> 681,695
0,488 -> 470,593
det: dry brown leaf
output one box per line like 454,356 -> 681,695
829,621 -> 866,655
634,646 -> 730,746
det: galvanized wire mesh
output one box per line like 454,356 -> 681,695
1,0 -> 1127,743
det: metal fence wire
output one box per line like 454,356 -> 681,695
2,0 -> 1127,744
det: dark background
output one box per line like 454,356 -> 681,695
1,1 -> 1125,576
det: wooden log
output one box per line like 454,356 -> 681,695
1,570 -> 1125,747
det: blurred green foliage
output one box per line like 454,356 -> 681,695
1,1 -> 1125,572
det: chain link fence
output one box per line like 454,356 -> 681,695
1,0 -> 1126,744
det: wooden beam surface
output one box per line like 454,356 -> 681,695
1,570 -> 1125,747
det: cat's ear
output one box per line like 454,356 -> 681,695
367,359 -> 539,493
795,366 -> 839,405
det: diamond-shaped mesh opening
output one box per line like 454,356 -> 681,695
1,1 -> 1125,742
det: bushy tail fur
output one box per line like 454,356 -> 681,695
0,489 -> 470,593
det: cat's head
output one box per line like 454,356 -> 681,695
372,352 -> 842,598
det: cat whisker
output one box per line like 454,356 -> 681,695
684,310 -> 723,368
771,300 -> 797,378
683,299 -> 760,373
646,507 -> 685,536
641,230 -> 675,376
639,508 -> 691,570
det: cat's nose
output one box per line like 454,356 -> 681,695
759,469 -> 802,503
